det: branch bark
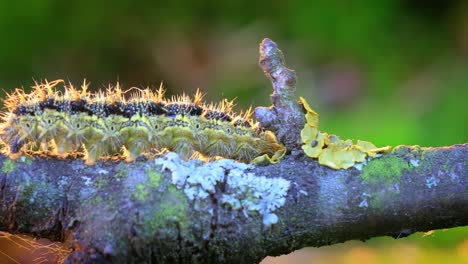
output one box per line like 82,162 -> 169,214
0,39 -> 467,264
0,144 -> 467,263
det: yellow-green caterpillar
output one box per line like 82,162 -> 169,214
0,80 -> 284,165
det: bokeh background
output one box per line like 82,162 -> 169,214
0,0 -> 467,263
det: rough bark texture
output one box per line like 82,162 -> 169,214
0,38 -> 467,263
0,144 -> 467,263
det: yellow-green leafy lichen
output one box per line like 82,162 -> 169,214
299,96 -> 392,169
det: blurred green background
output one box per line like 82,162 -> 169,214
0,0 -> 466,263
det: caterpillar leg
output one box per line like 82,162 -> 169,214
83,148 -> 98,166
124,140 -> 148,162
83,143 -> 108,166
205,139 -> 234,158
122,121 -> 151,162
169,126 -> 198,159
232,140 -> 259,162
82,127 -> 106,165
53,136 -> 79,157
201,128 -> 235,158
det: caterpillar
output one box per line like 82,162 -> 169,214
0,80 -> 284,165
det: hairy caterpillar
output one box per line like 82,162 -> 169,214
0,80 -> 283,165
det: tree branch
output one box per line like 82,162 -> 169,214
0,39 -> 467,264
0,144 -> 466,263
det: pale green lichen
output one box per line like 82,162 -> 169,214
95,178 -> 109,189
367,183 -> 400,211
141,184 -> 189,235
155,152 -> 290,227
369,193 -> 384,209
361,155 -> 410,184
155,185 -> 188,228
114,169 -> 127,179
146,168 -> 162,188
2,159 -> 16,174
132,169 -> 162,201
135,183 -> 148,201
92,196 -> 103,205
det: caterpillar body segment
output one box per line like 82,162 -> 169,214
0,80 -> 284,164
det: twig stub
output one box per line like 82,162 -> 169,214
255,38 -> 306,150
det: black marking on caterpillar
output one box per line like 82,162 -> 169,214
0,80 -> 283,165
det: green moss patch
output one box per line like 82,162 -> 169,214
2,160 -> 16,174
135,183 -> 148,201
155,185 -> 188,228
146,168 -> 162,188
361,155 -> 410,184
141,185 -> 189,237
114,170 -> 127,179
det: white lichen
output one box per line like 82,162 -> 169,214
82,175 -> 93,186
293,182 -> 309,197
358,199 -> 368,208
359,192 -> 371,208
155,153 -> 290,227
410,159 -> 419,167
263,213 -> 278,227
353,159 -> 368,171
426,175 -> 439,188
97,168 -> 109,174
450,172 -> 460,181
354,163 -> 364,171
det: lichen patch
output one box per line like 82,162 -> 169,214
155,153 -> 290,227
